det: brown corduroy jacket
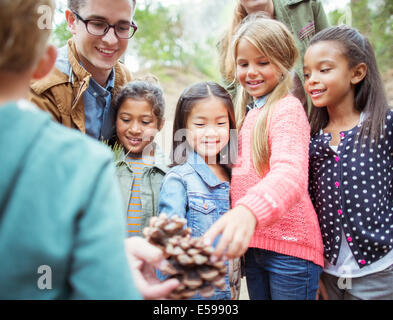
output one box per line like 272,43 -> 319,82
29,39 -> 132,134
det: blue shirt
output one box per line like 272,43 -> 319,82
158,151 -> 231,299
0,101 -> 141,299
83,69 -> 115,140
246,95 -> 268,112
55,45 -> 115,140
309,110 -> 393,268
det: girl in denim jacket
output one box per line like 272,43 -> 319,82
158,82 -> 240,300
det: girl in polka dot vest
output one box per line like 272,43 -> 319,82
305,26 -> 393,300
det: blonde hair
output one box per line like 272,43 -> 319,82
232,14 -> 299,175
217,1 -> 248,84
0,0 -> 54,73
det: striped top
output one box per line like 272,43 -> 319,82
126,154 -> 154,236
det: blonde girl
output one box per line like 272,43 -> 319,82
205,13 -> 324,300
217,0 -> 329,112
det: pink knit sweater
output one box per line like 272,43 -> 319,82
231,95 -> 324,267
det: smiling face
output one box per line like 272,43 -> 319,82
236,38 -> 281,99
185,97 -> 230,164
116,98 -> 163,155
303,41 -> 358,110
68,0 -> 133,80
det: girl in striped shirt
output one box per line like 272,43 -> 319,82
110,79 -> 170,237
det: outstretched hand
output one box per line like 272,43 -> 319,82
125,236 -> 180,300
203,205 -> 257,260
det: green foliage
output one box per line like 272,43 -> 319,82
51,20 -> 72,47
368,0 -> 393,70
50,1 -> 222,78
328,0 -> 393,71
187,37 -> 221,81
131,1 -> 221,78
101,140 -> 127,167
133,2 -> 185,70
327,9 -> 344,26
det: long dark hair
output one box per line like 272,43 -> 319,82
171,81 -> 237,167
308,25 -> 389,145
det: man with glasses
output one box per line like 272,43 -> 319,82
30,0 -> 137,141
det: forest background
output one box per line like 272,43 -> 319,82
51,0 -> 392,300
52,0 -> 393,153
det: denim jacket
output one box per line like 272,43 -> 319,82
116,143 -> 170,235
158,151 -> 231,299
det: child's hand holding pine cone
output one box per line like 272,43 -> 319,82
143,214 -> 227,299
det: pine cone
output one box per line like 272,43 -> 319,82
143,214 -> 227,299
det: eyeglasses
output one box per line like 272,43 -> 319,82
72,11 -> 138,39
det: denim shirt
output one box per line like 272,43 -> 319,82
246,94 -> 268,113
83,71 -> 115,140
158,151 -> 231,300
55,45 -> 115,140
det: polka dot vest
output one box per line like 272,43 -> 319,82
309,110 -> 393,268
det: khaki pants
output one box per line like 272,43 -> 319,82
320,264 -> 393,300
